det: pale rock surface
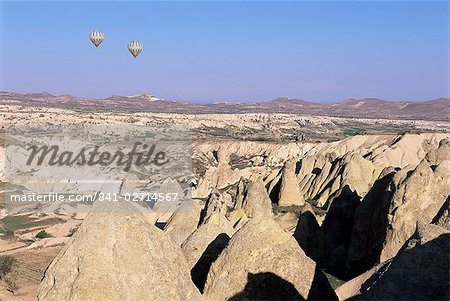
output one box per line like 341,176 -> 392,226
317,152 -> 379,208
181,223 -> 233,269
335,265 -> 381,301
309,133 -> 449,168
202,210 -> 235,235
379,140 -> 450,262
201,192 -> 228,224
273,211 -> 299,233
38,200 -> 202,301
164,200 -> 202,245
368,133 -> 449,167
344,139 -> 450,278
204,218 -> 336,301
27,237 -> 70,250
194,134 -> 449,206
286,151 -> 379,209
181,222 -> 233,292
432,196 -> 450,231
278,159 -> 304,206
344,166 -> 408,278
199,191 -> 236,235
237,178 -> 272,218
227,208 -> 249,230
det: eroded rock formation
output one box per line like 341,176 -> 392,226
203,218 -> 336,301
337,223 -> 450,300
164,201 -> 202,245
38,200 -> 202,301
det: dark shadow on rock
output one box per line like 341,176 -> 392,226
294,211 -> 319,257
267,176 -> 282,204
154,221 -> 166,230
344,171 -> 396,279
228,272 -> 305,300
350,233 -> 450,300
307,266 -> 338,301
191,233 -> 230,292
311,167 -> 322,175
212,150 -> 219,162
312,185 -> 361,279
198,192 -> 219,225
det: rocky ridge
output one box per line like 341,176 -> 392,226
30,133 -> 450,301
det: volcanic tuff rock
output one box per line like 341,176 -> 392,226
337,223 -> 450,300
296,154 -> 335,206
432,196 -> 450,231
278,159 -> 304,206
343,166 -> 409,278
343,139 -> 450,277
264,168 -> 282,199
200,194 -> 236,235
203,218 -> 336,301
235,178 -> 273,218
266,149 -> 382,210
274,211 -> 300,233
192,134 -> 447,206
310,152 -> 379,208
164,201 -> 202,245
379,139 -> 450,262
334,265 -> 382,301
193,163 -> 270,201
38,200 -> 202,301
192,140 -> 313,199
308,134 -> 449,168
201,193 -> 229,224
181,223 -> 234,269
181,222 -> 233,291
226,208 -> 249,231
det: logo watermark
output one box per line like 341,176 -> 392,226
4,124 -> 193,214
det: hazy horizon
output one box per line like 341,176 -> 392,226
1,1 -> 449,103
3,89 -> 450,105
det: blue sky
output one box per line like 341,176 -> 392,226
0,1 -> 448,103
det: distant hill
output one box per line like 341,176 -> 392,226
325,98 -> 450,120
0,91 -> 448,120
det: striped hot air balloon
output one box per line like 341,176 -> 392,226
89,30 -> 104,48
128,40 -> 143,58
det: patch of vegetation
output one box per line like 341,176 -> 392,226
229,154 -> 252,169
0,215 -> 65,234
1,228 -> 16,240
0,215 -> 35,233
192,160 -> 208,178
0,255 -> 16,277
310,204 -> 327,217
343,128 -> 367,136
198,126 -> 230,138
35,230 -> 51,239
0,255 -> 19,295
323,271 -> 346,290
272,204 -> 304,216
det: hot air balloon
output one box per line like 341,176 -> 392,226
128,40 -> 143,58
89,30 -> 104,48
